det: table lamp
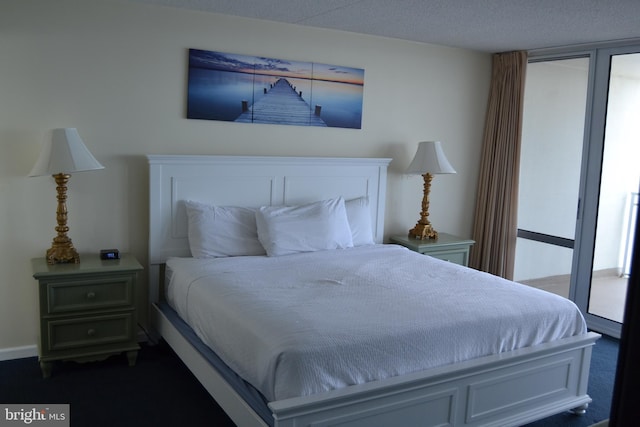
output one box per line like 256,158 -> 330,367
29,128 -> 104,264
406,141 -> 456,240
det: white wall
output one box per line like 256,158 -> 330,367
0,0 -> 490,353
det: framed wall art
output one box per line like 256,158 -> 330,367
187,48 -> 364,129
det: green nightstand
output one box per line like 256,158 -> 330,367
390,233 -> 475,266
32,253 -> 143,378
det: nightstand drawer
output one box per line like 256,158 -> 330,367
390,233 -> 474,267
46,277 -> 134,314
46,313 -> 135,351
429,251 -> 466,265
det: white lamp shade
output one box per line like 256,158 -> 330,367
406,141 -> 456,175
29,128 -> 104,176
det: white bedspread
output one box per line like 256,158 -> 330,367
165,245 -> 586,402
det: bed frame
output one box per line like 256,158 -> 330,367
147,154 -> 600,427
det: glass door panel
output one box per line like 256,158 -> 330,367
588,53 -> 640,324
514,58 -> 589,296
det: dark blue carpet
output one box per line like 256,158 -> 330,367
524,334 -> 618,427
0,335 -> 618,426
0,341 -> 235,426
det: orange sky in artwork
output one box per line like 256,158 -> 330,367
198,51 -> 364,85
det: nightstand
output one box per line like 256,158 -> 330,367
32,253 -> 143,378
390,233 -> 475,266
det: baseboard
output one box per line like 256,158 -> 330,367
0,345 -> 38,361
0,332 -> 148,362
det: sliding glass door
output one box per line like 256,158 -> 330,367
574,48 -> 640,337
514,57 -> 589,299
516,44 -> 640,338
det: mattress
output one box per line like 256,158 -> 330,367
165,244 -> 587,402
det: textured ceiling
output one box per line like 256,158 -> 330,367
125,0 -> 640,52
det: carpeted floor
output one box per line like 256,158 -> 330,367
524,334 -> 618,427
0,335 -> 618,426
0,341 -> 234,426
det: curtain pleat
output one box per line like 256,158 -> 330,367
469,51 -> 527,279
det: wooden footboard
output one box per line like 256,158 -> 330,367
269,332 -> 599,427
153,302 -> 599,427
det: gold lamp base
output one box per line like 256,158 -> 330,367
46,240 -> 80,264
46,173 -> 80,265
409,222 -> 438,240
408,173 -> 439,240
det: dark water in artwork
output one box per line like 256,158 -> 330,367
187,68 -> 363,129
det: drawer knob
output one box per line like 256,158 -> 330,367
87,329 -> 96,337
86,292 -> 96,299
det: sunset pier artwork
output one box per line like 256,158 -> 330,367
187,48 -> 364,128
235,78 -> 327,126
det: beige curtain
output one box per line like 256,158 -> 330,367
469,51 -> 528,279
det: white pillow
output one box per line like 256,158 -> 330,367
255,197 -> 354,257
184,200 -> 266,258
345,197 -> 375,246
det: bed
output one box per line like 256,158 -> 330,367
147,154 -> 600,427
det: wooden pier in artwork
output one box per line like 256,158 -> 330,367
235,78 -> 327,126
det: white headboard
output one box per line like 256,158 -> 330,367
147,155 -> 391,301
